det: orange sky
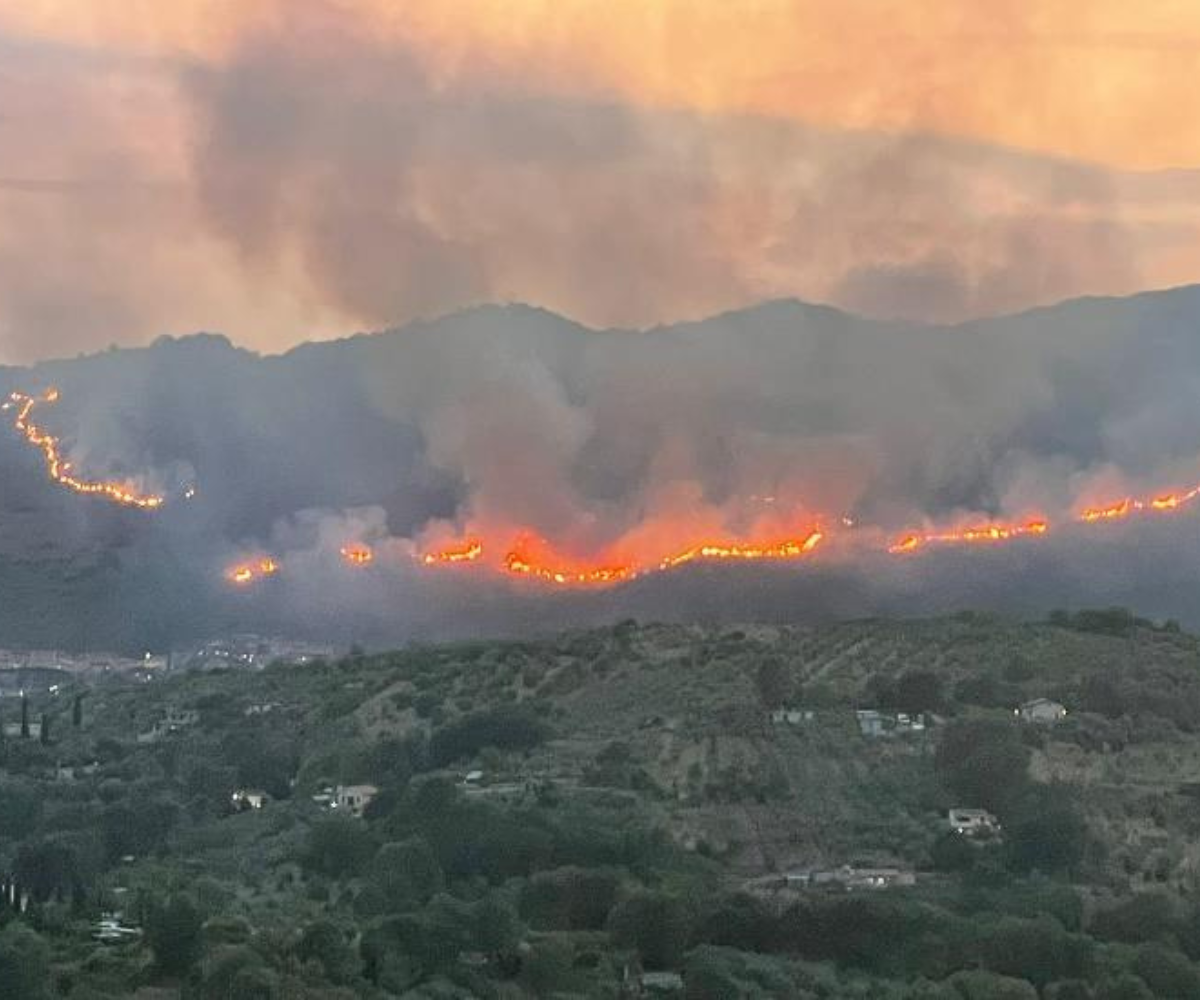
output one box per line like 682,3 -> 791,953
0,2 -> 1198,361
4,0 -> 1200,170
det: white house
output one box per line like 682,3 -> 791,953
334,784 -> 379,817
1017,698 -> 1067,724
948,808 -> 1001,837
771,708 -> 814,725
231,789 -> 270,812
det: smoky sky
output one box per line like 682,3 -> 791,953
2,11 -> 1200,363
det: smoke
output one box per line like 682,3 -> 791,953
4,9 -> 1200,364
5,284 -> 1200,648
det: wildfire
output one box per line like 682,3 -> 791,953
226,557 -> 280,586
4,390 -> 164,509
888,519 -> 1049,555
421,539 -> 484,565
421,529 -> 825,588
340,544 -> 374,567
1079,485 -> 1200,523
657,532 -> 824,570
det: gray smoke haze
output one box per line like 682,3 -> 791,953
3,15 -> 1200,364
3,286 -> 1200,649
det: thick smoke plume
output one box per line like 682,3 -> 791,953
3,286 -> 1200,649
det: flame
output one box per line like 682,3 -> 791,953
1079,485 -> 1200,523
226,556 -> 280,586
5,389 -> 164,509
421,539 -> 484,565
422,528 -> 824,588
340,544 -> 374,567
18,389 -> 1200,595
888,519 -> 1049,555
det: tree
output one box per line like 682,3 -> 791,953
360,838 -> 443,913
982,917 -> 1093,988
1131,943 -> 1200,999
72,693 -> 83,728
889,670 -> 944,714
1095,976 -> 1153,1000
947,970 -> 1038,1000
935,719 -> 1030,815
1005,789 -> 1088,874
301,818 -> 377,878
754,658 -> 791,711
521,867 -> 622,931
607,892 -> 691,970
146,894 -> 204,977
0,923 -> 51,1000
38,713 -> 50,746
15,839 -> 81,903
1090,892 -> 1180,945
20,693 -> 29,739
429,705 -> 551,766
297,920 -> 359,986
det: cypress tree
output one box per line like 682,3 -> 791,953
20,693 -> 29,739
72,694 -> 83,729
40,713 -> 50,746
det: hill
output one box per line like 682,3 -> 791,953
5,613 -> 1200,996
7,287 -> 1200,649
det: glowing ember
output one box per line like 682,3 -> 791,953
1080,485 -> 1200,523
226,557 -> 280,586
422,539 -> 484,565
422,529 -> 824,588
341,544 -> 374,567
5,389 -> 164,509
888,519 -> 1049,555
657,532 -> 824,571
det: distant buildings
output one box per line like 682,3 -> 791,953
856,710 -> 926,738
948,808 -> 1001,837
231,789 -> 271,812
333,784 -> 379,817
770,708 -> 815,725
1017,697 -> 1068,724
136,708 -> 200,743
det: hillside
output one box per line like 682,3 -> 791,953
5,286 -> 1200,648
5,613 -> 1200,997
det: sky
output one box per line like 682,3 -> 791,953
2,1 -> 1199,363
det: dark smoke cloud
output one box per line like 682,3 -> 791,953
183,20 -> 1157,334
4,285 -> 1200,649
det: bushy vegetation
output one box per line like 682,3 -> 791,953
0,612 -> 1198,996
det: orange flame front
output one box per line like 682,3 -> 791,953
340,544 -> 374,567
225,557 -> 280,586
888,519 -> 1049,555
4,389 -> 164,509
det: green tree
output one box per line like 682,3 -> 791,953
297,920 -> 359,986
0,923 -> 51,1000
1005,789 -> 1088,874
947,969 -> 1038,1000
935,719 -> 1030,815
607,892 -> 691,970
1132,943 -> 1200,998
146,894 -> 204,977
301,818 -> 377,878
359,838 -> 443,913
754,658 -> 791,711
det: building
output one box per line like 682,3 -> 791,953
948,808 -> 1001,837
231,789 -> 271,812
770,708 -> 814,725
334,784 -> 379,817
136,708 -> 200,743
856,709 -> 926,738
1017,698 -> 1067,724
